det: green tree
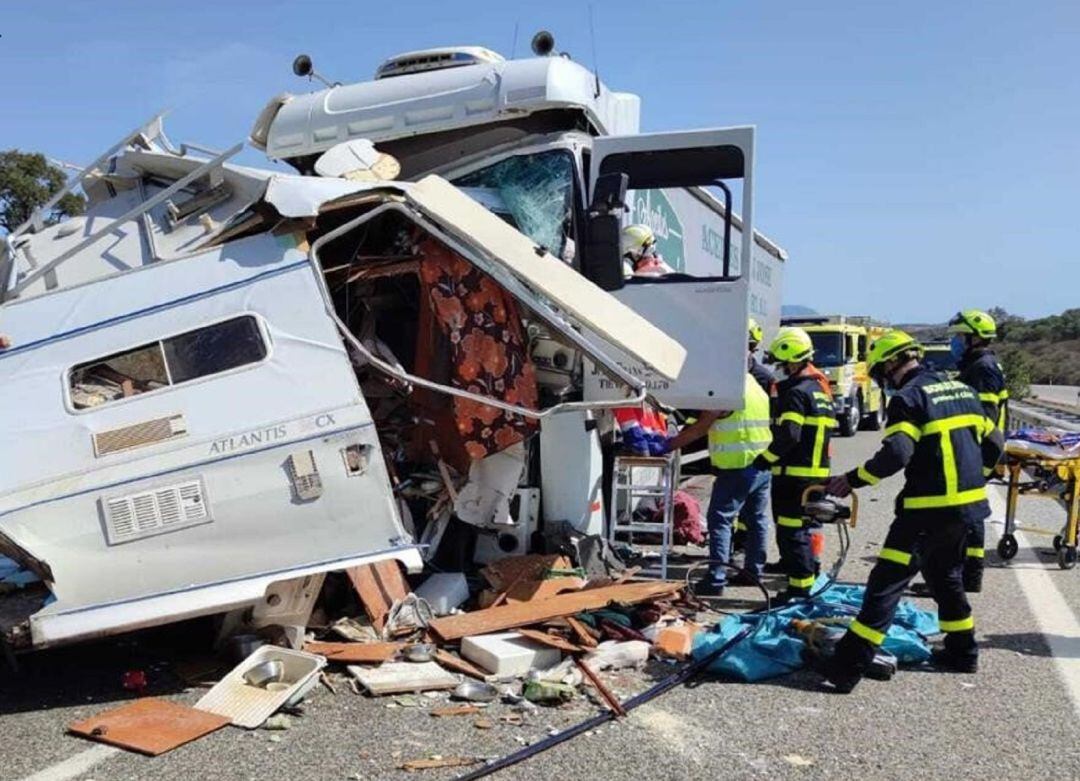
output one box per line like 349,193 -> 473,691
998,346 -> 1031,400
0,151 -> 85,232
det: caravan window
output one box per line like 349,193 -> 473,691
69,316 -> 267,410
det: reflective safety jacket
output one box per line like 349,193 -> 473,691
847,367 -> 1005,521
753,370 -> 837,478
958,349 -> 1008,430
709,373 -> 773,470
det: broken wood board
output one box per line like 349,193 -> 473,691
348,661 -> 458,696
68,698 -> 229,756
433,649 -> 489,681
430,704 -> 482,718
346,560 -> 410,632
304,641 -> 404,664
428,581 -> 683,642
480,554 -> 571,592
504,576 -> 587,604
516,628 -> 584,654
401,756 -> 482,772
566,616 -> 600,648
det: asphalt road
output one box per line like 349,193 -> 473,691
3,430 -> 1079,781
1029,385 -> 1080,408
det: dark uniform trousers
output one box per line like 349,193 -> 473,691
836,507 -> 976,669
771,475 -> 817,593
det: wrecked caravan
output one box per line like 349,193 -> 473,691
0,45 -> 776,651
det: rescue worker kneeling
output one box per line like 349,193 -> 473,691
820,331 -> 1004,693
751,327 -> 837,601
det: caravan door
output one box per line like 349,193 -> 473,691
583,127 -> 755,411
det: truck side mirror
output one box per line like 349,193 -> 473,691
581,173 -> 628,292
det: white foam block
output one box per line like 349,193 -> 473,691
460,631 -> 562,676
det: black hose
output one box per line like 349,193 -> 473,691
453,626 -> 755,781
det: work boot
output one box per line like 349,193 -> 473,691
804,646 -> 862,694
693,578 -> 725,597
962,560 -> 983,593
931,646 -> 979,673
773,589 -> 810,605
763,560 -> 784,574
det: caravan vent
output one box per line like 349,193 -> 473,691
287,450 -> 323,501
102,479 -> 211,545
93,415 -> 188,457
375,47 -> 504,80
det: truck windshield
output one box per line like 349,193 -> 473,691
452,150 -> 575,261
809,332 -> 846,367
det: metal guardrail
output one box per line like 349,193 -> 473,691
1009,400 -> 1080,432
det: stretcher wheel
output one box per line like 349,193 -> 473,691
1053,534 -> 1064,551
1059,546 -> 1077,570
997,534 -> 1018,561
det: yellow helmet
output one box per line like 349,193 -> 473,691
866,330 -> 922,377
947,309 -> 997,340
767,327 -> 814,364
620,224 -> 655,260
748,318 -> 764,345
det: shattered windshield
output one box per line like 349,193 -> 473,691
452,150 -> 575,261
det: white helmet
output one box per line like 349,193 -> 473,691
620,224 -> 656,261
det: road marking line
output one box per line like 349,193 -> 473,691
17,745 -> 120,781
988,486 -> 1080,717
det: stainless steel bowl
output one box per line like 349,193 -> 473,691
243,659 -> 285,688
402,643 -> 436,663
452,680 -> 498,703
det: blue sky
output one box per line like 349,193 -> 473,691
2,1 -> 1077,322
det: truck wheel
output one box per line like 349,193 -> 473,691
863,397 -> 886,431
840,396 -> 861,437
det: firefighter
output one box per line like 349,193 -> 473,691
667,372 -> 773,595
751,327 -> 837,601
948,309 -> 1008,592
620,224 -> 675,277
820,331 -> 1005,693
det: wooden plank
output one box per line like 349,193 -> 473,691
430,705 -> 482,718
480,554 -> 570,591
428,581 -> 683,642
345,560 -> 410,632
433,649 -> 489,681
566,616 -> 599,648
303,641 -> 404,664
504,576 -> 586,604
68,698 -> 229,756
574,657 -> 627,718
516,628 -> 583,654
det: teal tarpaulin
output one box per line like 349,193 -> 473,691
691,581 -> 940,682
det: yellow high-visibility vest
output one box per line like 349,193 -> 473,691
708,373 -> 773,469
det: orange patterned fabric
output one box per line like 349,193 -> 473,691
418,239 -> 538,460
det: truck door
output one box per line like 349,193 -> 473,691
581,127 -> 755,411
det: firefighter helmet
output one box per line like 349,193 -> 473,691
767,327 -> 814,364
748,318 -> 764,345
866,330 -> 922,377
620,224 -> 656,261
947,309 -> 997,340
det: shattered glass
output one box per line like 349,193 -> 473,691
452,150 -> 575,261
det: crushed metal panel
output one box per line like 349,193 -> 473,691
405,175 -> 686,381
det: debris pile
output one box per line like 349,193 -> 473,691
65,546 -> 716,769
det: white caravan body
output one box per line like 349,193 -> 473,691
0,122 -> 685,650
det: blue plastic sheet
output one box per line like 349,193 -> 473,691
691,581 -> 940,682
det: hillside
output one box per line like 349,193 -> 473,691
906,307 -> 1080,395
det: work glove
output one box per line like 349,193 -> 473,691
826,474 -> 852,498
